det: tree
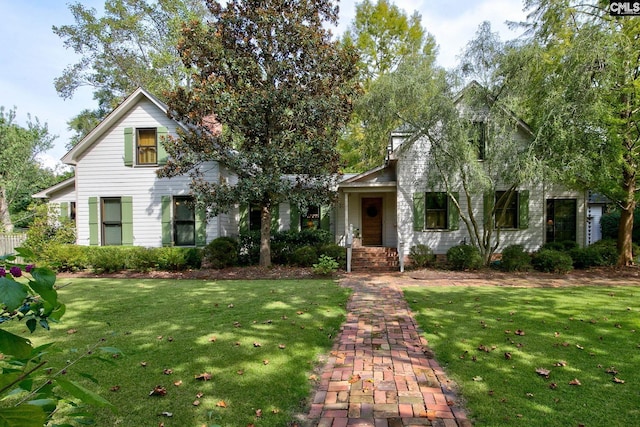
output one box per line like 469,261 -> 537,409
338,0 -> 437,171
0,108 -> 55,232
365,23 -> 541,264
508,0 -> 640,265
53,0 -> 208,144
159,0 -> 360,267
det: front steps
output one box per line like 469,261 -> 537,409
350,247 -> 399,272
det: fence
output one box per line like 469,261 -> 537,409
0,232 -> 27,263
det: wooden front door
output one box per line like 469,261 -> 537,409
361,197 -> 383,246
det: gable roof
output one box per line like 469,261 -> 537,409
32,176 -> 75,199
61,87 -> 180,166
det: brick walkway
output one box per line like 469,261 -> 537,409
304,276 -> 472,427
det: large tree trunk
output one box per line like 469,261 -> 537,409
617,168 -> 636,266
0,186 -> 13,233
259,205 -> 272,267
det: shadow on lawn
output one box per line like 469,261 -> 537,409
41,278 -> 349,426
404,285 -> 640,426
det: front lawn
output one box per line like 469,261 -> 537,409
405,285 -> 640,426
7,278 -> 349,426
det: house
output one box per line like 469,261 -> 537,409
34,86 -> 593,270
33,88 -> 333,248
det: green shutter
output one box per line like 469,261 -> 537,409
483,192 -> 494,228
518,190 -> 529,229
59,202 -> 69,221
88,197 -> 99,246
413,193 -> 425,231
290,204 -> 300,232
196,206 -> 207,247
157,127 -> 168,165
320,205 -> 331,231
271,203 -> 280,231
124,127 -> 134,166
161,196 -> 172,246
239,203 -> 249,234
121,196 -> 133,245
448,192 -> 459,231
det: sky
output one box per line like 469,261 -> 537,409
0,0 -> 530,169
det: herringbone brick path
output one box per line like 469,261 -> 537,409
304,277 -> 472,427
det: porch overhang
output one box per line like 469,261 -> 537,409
339,182 -> 397,193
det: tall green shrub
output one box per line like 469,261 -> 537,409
446,244 -> 482,270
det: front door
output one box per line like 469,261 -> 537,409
546,199 -> 577,243
361,197 -> 383,246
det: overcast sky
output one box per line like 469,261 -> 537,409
0,0 -> 529,167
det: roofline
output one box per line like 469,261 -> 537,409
61,88 -> 182,165
32,176 -> 76,199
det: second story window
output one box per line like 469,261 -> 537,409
137,128 -> 157,165
469,121 -> 486,160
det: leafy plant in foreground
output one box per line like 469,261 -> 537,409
0,248 -> 116,426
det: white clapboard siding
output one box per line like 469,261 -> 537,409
75,98 -> 219,247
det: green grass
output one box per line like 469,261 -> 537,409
6,278 -> 349,426
404,285 -> 640,427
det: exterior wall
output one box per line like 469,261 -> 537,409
74,99 -> 219,247
395,136 -> 586,255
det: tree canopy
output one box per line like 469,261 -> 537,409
338,0 -> 437,171
0,108 -> 56,232
159,0 -> 360,266
506,0 -> 640,265
53,0 -> 208,144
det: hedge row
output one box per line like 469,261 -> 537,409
34,230 -> 346,273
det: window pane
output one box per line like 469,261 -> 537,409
175,223 -> 195,246
249,204 -> 261,231
495,191 -> 518,228
103,224 -> 122,245
301,206 -> 320,229
103,198 -> 121,222
137,129 -> 157,164
425,192 -> 448,229
174,198 -> 194,221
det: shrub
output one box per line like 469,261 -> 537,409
313,255 -> 339,275
318,243 -> 346,268
42,244 -> 89,272
290,246 -> 318,267
446,244 -> 482,270
125,247 -> 157,272
203,237 -> 239,269
531,249 -> 573,273
24,204 -> 76,258
87,247 -> 127,273
409,244 -> 436,268
154,247 -> 202,271
500,245 -> 532,272
569,240 -> 618,269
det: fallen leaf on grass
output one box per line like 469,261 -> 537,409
549,382 -> 558,389
173,380 -> 183,387
163,369 -> 173,375
158,411 -> 172,417
196,392 -> 204,398
504,352 -> 512,360
209,336 -> 217,342
613,377 -> 625,384
67,329 -> 77,334
263,360 -> 269,365
110,385 -> 120,392
308,374 -> 318,381
193,400 -> 200,406
237,370 -> 244,375
255,409 -> 262,417
576,344 -> 584,350
253,342 -> 261,347
472,376 -> 483,381
195,372 -> 212,381
216,401 -> 227,408
605,367 -> 618,375
536,368 -> 551,378
140,362 -> 147,367
515,330 -> 525,336
296,311 -> 304,315
278,344 -> 286,349
569,378 -> 581,386
149,385 -> 167,396
554,361 -> 567,367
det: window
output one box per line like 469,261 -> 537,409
469,121 -> 486,160
70,202 -> 76,222
174,196 -> 195,246
425,192 -> 448,229
300,206 -> 320,230
249,204 -> 262,231
137,128 -> 157,165
495,191 -> 518,229
101,198 -> 122,245
546,199 -> 577,243
413,192 -> 459,231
